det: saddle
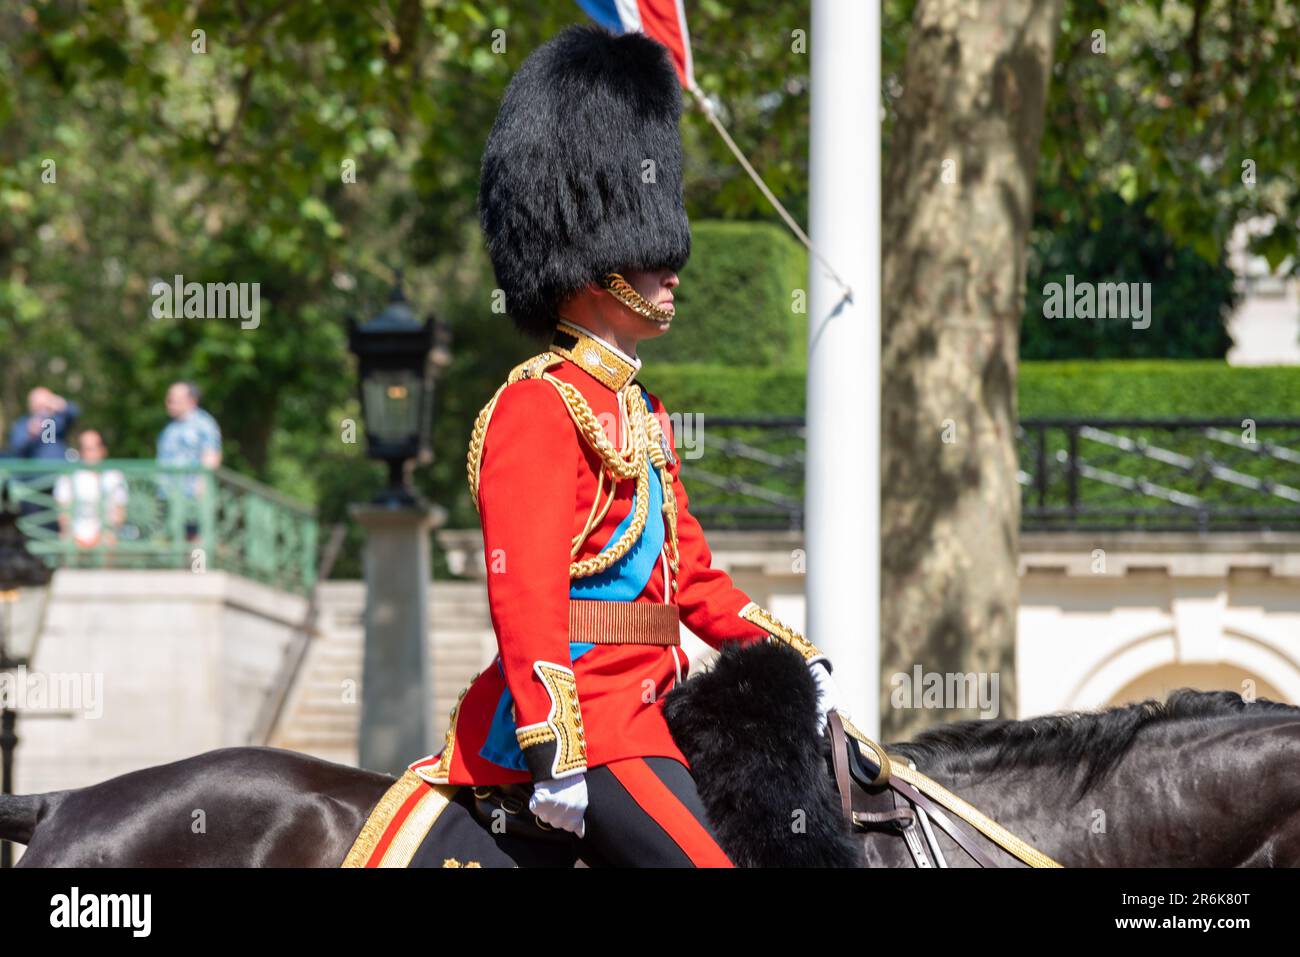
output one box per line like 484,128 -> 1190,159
826,711 -> 1061,868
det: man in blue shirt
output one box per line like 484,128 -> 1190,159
156,382 -> 222,538
157,381 -> 222,471
6,387 -> 79,460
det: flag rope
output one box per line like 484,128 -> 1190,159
689,83 -> 853,300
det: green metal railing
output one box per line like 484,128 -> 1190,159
0,460 -> 318,594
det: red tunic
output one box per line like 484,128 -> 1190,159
430,347 -> 776,786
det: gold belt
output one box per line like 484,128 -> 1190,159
568,599 -> 681,647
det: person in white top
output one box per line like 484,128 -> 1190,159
54,430 -> 128,549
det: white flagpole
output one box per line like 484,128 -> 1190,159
807,0 -> 880,734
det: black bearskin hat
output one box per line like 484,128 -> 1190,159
479,25 -> 691,338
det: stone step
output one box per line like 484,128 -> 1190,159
272,584 -> 493,756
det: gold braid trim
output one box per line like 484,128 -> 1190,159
516,725 -> 556,749
425,680 -> 472,784
466,353 -> 565,507
375,784 -> 456,868
342,771 -> 459,868
549,378 -> 645,480
739,602 -> 825,663
466,357 -> 679,582
603,272 -> 675,324
570,463 -> 650,578
341,769 -> 427,867
516,661 -> 587,777
572,468 -> 607,558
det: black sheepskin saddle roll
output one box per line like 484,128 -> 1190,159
663,641 -> 865,867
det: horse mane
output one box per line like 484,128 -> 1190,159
886,688 -> 1300,800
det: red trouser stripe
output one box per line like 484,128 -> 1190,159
607,759 -> 734,868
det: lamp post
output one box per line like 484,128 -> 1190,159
0,484 -> 54,868
348,282 -> 437,506
346,279 -> 446,774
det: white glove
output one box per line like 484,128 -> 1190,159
529,773 -> 588,837
809,660 -> 847,735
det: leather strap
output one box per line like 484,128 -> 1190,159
914,798 -> 1003,869
832,721 -> 1005,868
827,711 -> 853,823
914,803 -> 950,868
886,774 -> 1003,868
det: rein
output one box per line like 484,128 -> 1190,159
827,712 -> 1062,869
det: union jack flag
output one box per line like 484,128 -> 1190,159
576,0 -> 695,88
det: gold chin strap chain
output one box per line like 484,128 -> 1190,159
466,354 -> 679,582
603,272 -> 675,324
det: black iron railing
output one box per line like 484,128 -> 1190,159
676,416 -> 1300,533
672,416 -> 805,530
1017,418 -> 1300,532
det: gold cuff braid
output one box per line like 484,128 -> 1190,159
739,602 -> 826,664
515,661 -> 587,778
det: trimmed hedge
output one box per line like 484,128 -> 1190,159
639,363 -> 805,415
642,361 -> 1300,419
646,197 -> 1241,369
636,220 -> 807,368
1019,361 -> 1300,418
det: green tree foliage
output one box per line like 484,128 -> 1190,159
1022,192 -> 1237,358
2,0 -> 1296,581
1035,0 -> 1300,273
0,4 -> 812,519
1019,359 -> 1300,417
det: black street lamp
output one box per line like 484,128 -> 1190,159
348,279 -> 438,507
347,278 -> 451,774
0,484 -> 54,868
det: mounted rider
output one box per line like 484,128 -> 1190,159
415,24 -> 846,867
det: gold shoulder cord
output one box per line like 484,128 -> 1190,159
466,353 -> 679,582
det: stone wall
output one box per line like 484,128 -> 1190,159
14,569 -> 306,796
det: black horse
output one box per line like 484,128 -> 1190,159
6,643 -> 1299,867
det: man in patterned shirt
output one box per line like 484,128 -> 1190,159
156,381 -> 222,537
157,382 -> 222,471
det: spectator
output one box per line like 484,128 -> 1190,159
156,381 -> 222,540
6,387 -> 79,460
54,430 -> 128,549
157,382 -> 222,470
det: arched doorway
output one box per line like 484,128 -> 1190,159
1107,662 -> 1288,708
